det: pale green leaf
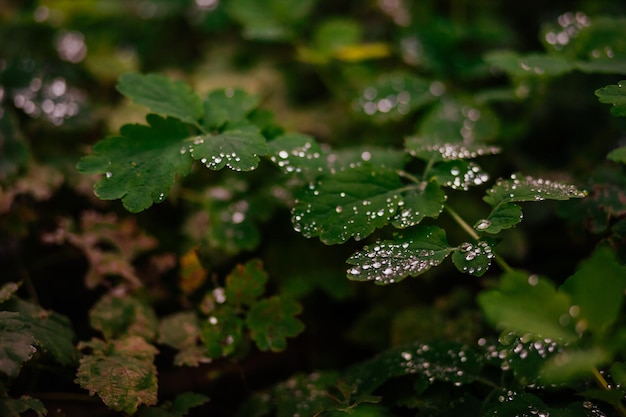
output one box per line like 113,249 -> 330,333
607,146 -> 626,163
451,240 -> 494,276
390,181 -> 446,228
595,81 -> 626,117
346,225 -> 452,285
540,347 -> 610,384
478,271 -> 578,342
117,73 -> 202,125
483,173 -> 587,207
76,336 -> 158,414
0,312 -> 36,378
246,296 -> 304,352
291,164 -> 409,244
77,115 -> 193,213
189,122 -> 268,171
576,59 -> 626,74
203,89 -> 259,129
610,362 -> 626,388
89,294 -> 158,341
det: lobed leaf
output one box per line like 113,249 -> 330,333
117,73 -> 202,125
76,336 -> 159,414
200,307 -> 244,358
225,259 -> 269,307
483,173 -> 587,207
188,121 -> 268,172
474,202 -> 523,234
268,132 -> 326,178
405,137 -> 500,163
77,115 -> 193,212
607,146 -> 626,163
203,88 -> 259,129
390,181 -> 446,228
346,225 -> 452,285
484,392 -> 587,417
0,312 -> 36,378
0,395 -> 47,417
428,160 -> 491,190
451,240 -> 494,276
595,81 -> 626,117
89,294 -> 158,341
291,164 -> 409,244
158,312 -> 211,367
246,296 -> 304,352
478,271 -> 578,342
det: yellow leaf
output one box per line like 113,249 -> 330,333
179,249 -> 207,294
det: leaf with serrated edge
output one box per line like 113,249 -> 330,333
76,336 -> 158,414
406,136 -> 500,163
89,294 -> 158,341
268,133 -> 326,178
189,122 -> 268,172
246,296 -> 304,352
483,173 -> 586,207
225,259 -> 268,307
478,271 -> 578,342
200,307 -> 244,358
428,160 -> 491,190
346,225 -> 452,285
474,202 -> 523,234
117,73 -> 202,125
391,181 -> 446,228
77,115 -> 193,213
203,89 -> 259,129
0,312 -> 36,378
292,164 -> 412,244
451,241 -> 494,276
596,81 -> 626,117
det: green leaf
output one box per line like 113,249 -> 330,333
428,160 -> 491,189
268,133 -> 326,178
607,146 -> 626,163
226,0 -> 316,41
610,362 -> 626,388
0,111 -> 29,184
353,73 -> 436,122
0,282 -> 19,304
77,115 -> 193,212
312,18 -> 361,56
117,73 -> 202,125
540,347 -> 610,384
483,173 -> 587,207
484,392 -> 587,417
76,336 -> 158,414
0,395 -> 47,417
496,334 -> 564,386
225,259 -> 269,307
0,312 -> 36,378
478,271 -> 578,342
405,137 -> 500,163
474,202 -> 523,234
89,294 -> 158,341
158,312 -> 210,367
139,392 -> 209,417
576,59 -> 626,74
559,247 -> 626,335
203,89 -> 259,129
5,298 -> 78,367
595,81 -> 626,117
291,164 -> 409,244
451,240 -> 494,276
484,50 -> 575,77
189,122 -> 268,172
200,307 -> 244,358
390,181 -> 446,228
246,296 -> 304,352
346,225 -> 452,285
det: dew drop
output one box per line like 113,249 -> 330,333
475,219 -> 491,230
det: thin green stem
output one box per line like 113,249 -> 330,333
421,156 -> 437,182
593,368 -> 626,417
445,206 -> 514,274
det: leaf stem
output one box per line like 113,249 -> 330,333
421,155 -> 437,181
593,368 -> 626,417
445,206 -> 513,273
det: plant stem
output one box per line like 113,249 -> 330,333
593,368 -> 626,417
445,206 -> 513,273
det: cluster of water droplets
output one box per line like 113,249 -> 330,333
276,372 -> 328,417
11,75 -> 84,125
186,136 -> 257,172
394,343 -> 474,385
270,140 -> 322,174
488,174 -> 587,203
456,241 -> 494,275
544,11 -> 591,51
347,238 -> 448,284
442,162 -> 490,190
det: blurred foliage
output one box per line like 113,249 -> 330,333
2,0 -> 626,416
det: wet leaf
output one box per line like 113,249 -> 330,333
117,73 -> 202,125
346,225 -> 452,285
560,247 -> 626,335
203,89 -> 259,129
474,202 -> 523,234
483,173 -> 587,207
484,392 -> 587,417
225,260 -> 268,307
478,271 -> 578,342
428,160 -> 491,190
200,307 -> 244,358
353,72 -> 436,122
541,347 -> 610,384
610,362 -> 626,388
268,133 -> 326,178
246,296 -> 304,352
189,121 -> 268,172
485,50 -> 575,77
77,115 -> 193,212
451,240 -> 494,276
497,334 -> 564,386
327,147 -> 408,172
390,181 -> 446,228
406,137 -> 500,163
76,336 -> 158,414
89,294 -> 158,341
0,394 -> 47,417
595,81 -> 626,117
0,312 -> 36,378
291,164 -> 409,244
